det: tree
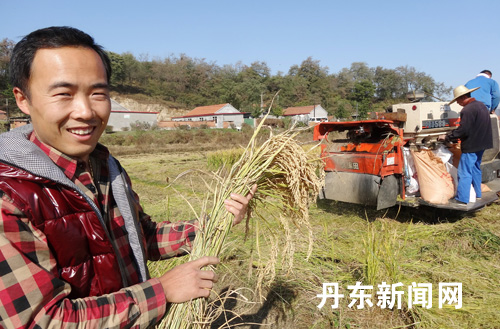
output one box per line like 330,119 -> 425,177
335,62 -> 373,99
336,67 -> 355,98
208,63 -> 243,108
107,51 -> 126,86
235,61 -> 270,113
291,57 -> 329,81
373,66 -> 403,101
0,39 -> 15,92
67,45 -> 453,117
350,80 -> 375,118
395,65 -> 453,101
121,52 -> 140,85
329,96 -> 353,119
0,39 -> 17,117
349,62 -> 374,82
282,57 -> 335,107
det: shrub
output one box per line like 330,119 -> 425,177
240,122 -> 253,133
100,133 -> 131,146
256,118 -> 284,128
177,124 -> 190,130
130,120 -> 152,131
295,121 -> 308,128
0,121 -> 8,133
282,117 -> 292,129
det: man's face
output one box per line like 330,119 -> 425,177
457,95 -> 467,107
14,46 -> 111,162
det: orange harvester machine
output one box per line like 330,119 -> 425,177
313,120 -> 406,210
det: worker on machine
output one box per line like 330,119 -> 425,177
445,85 -> 493,204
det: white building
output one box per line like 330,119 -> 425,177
107,99 -> 159,131
172,103 -> 245,129
282,104 -> 328,123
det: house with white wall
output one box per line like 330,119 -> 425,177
107,99 -> 159,131
172,103 -> 245,129
282,104 -> 328,123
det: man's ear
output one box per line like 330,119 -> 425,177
13,87 -> 31,115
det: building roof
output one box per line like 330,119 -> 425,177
111,99 -> 130,112
157,121 -> 232,129
283,105 -> 321,116
185,103 -> 230,116
172,103 -> 248,119
110,110 -> 159,114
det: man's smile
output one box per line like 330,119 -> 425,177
67,126 -> 95,136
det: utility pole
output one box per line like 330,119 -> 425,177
260,92 -> 264,112
6,98 -> 10,131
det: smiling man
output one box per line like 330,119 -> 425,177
13,46 -> 110,163
0,26 -> 255,328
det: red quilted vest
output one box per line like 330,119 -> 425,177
0,163 -> 124,298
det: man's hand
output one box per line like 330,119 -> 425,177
437,134 -> 447,141
224,184 -> 257,225
158,256 -> 219,303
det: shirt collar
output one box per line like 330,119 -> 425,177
462,97 -> 476,106
29,132 -> 110,179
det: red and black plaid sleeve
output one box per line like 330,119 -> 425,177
0,194 -> 167,329
0,136 -> 201,328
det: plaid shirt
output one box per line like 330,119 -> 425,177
0,133 -> 197,328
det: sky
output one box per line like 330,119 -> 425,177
1,0 -> 499,100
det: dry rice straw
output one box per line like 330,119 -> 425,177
158,106 -> 323,328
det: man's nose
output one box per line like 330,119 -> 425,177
72,96 -> 95,120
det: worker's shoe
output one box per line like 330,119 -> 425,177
448,198 -> 467,206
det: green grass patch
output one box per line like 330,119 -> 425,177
206,148 -> 245,170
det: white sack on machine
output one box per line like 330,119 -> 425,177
403,147 -> 419,195
445,162 -> 458,194
411,149 -> 454,204
432,144 -> 453,164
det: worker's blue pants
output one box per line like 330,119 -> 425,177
456,151 -> 484,203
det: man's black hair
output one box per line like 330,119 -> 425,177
480,69 -> 492,77
9,26 -> 112,98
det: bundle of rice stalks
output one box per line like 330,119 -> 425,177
159,113 -> 324,328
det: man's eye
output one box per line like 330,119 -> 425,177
93,92 -> 109,98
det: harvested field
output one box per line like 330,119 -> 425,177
113,130 -> 500,329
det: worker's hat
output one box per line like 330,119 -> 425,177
449,85 -> 480,104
